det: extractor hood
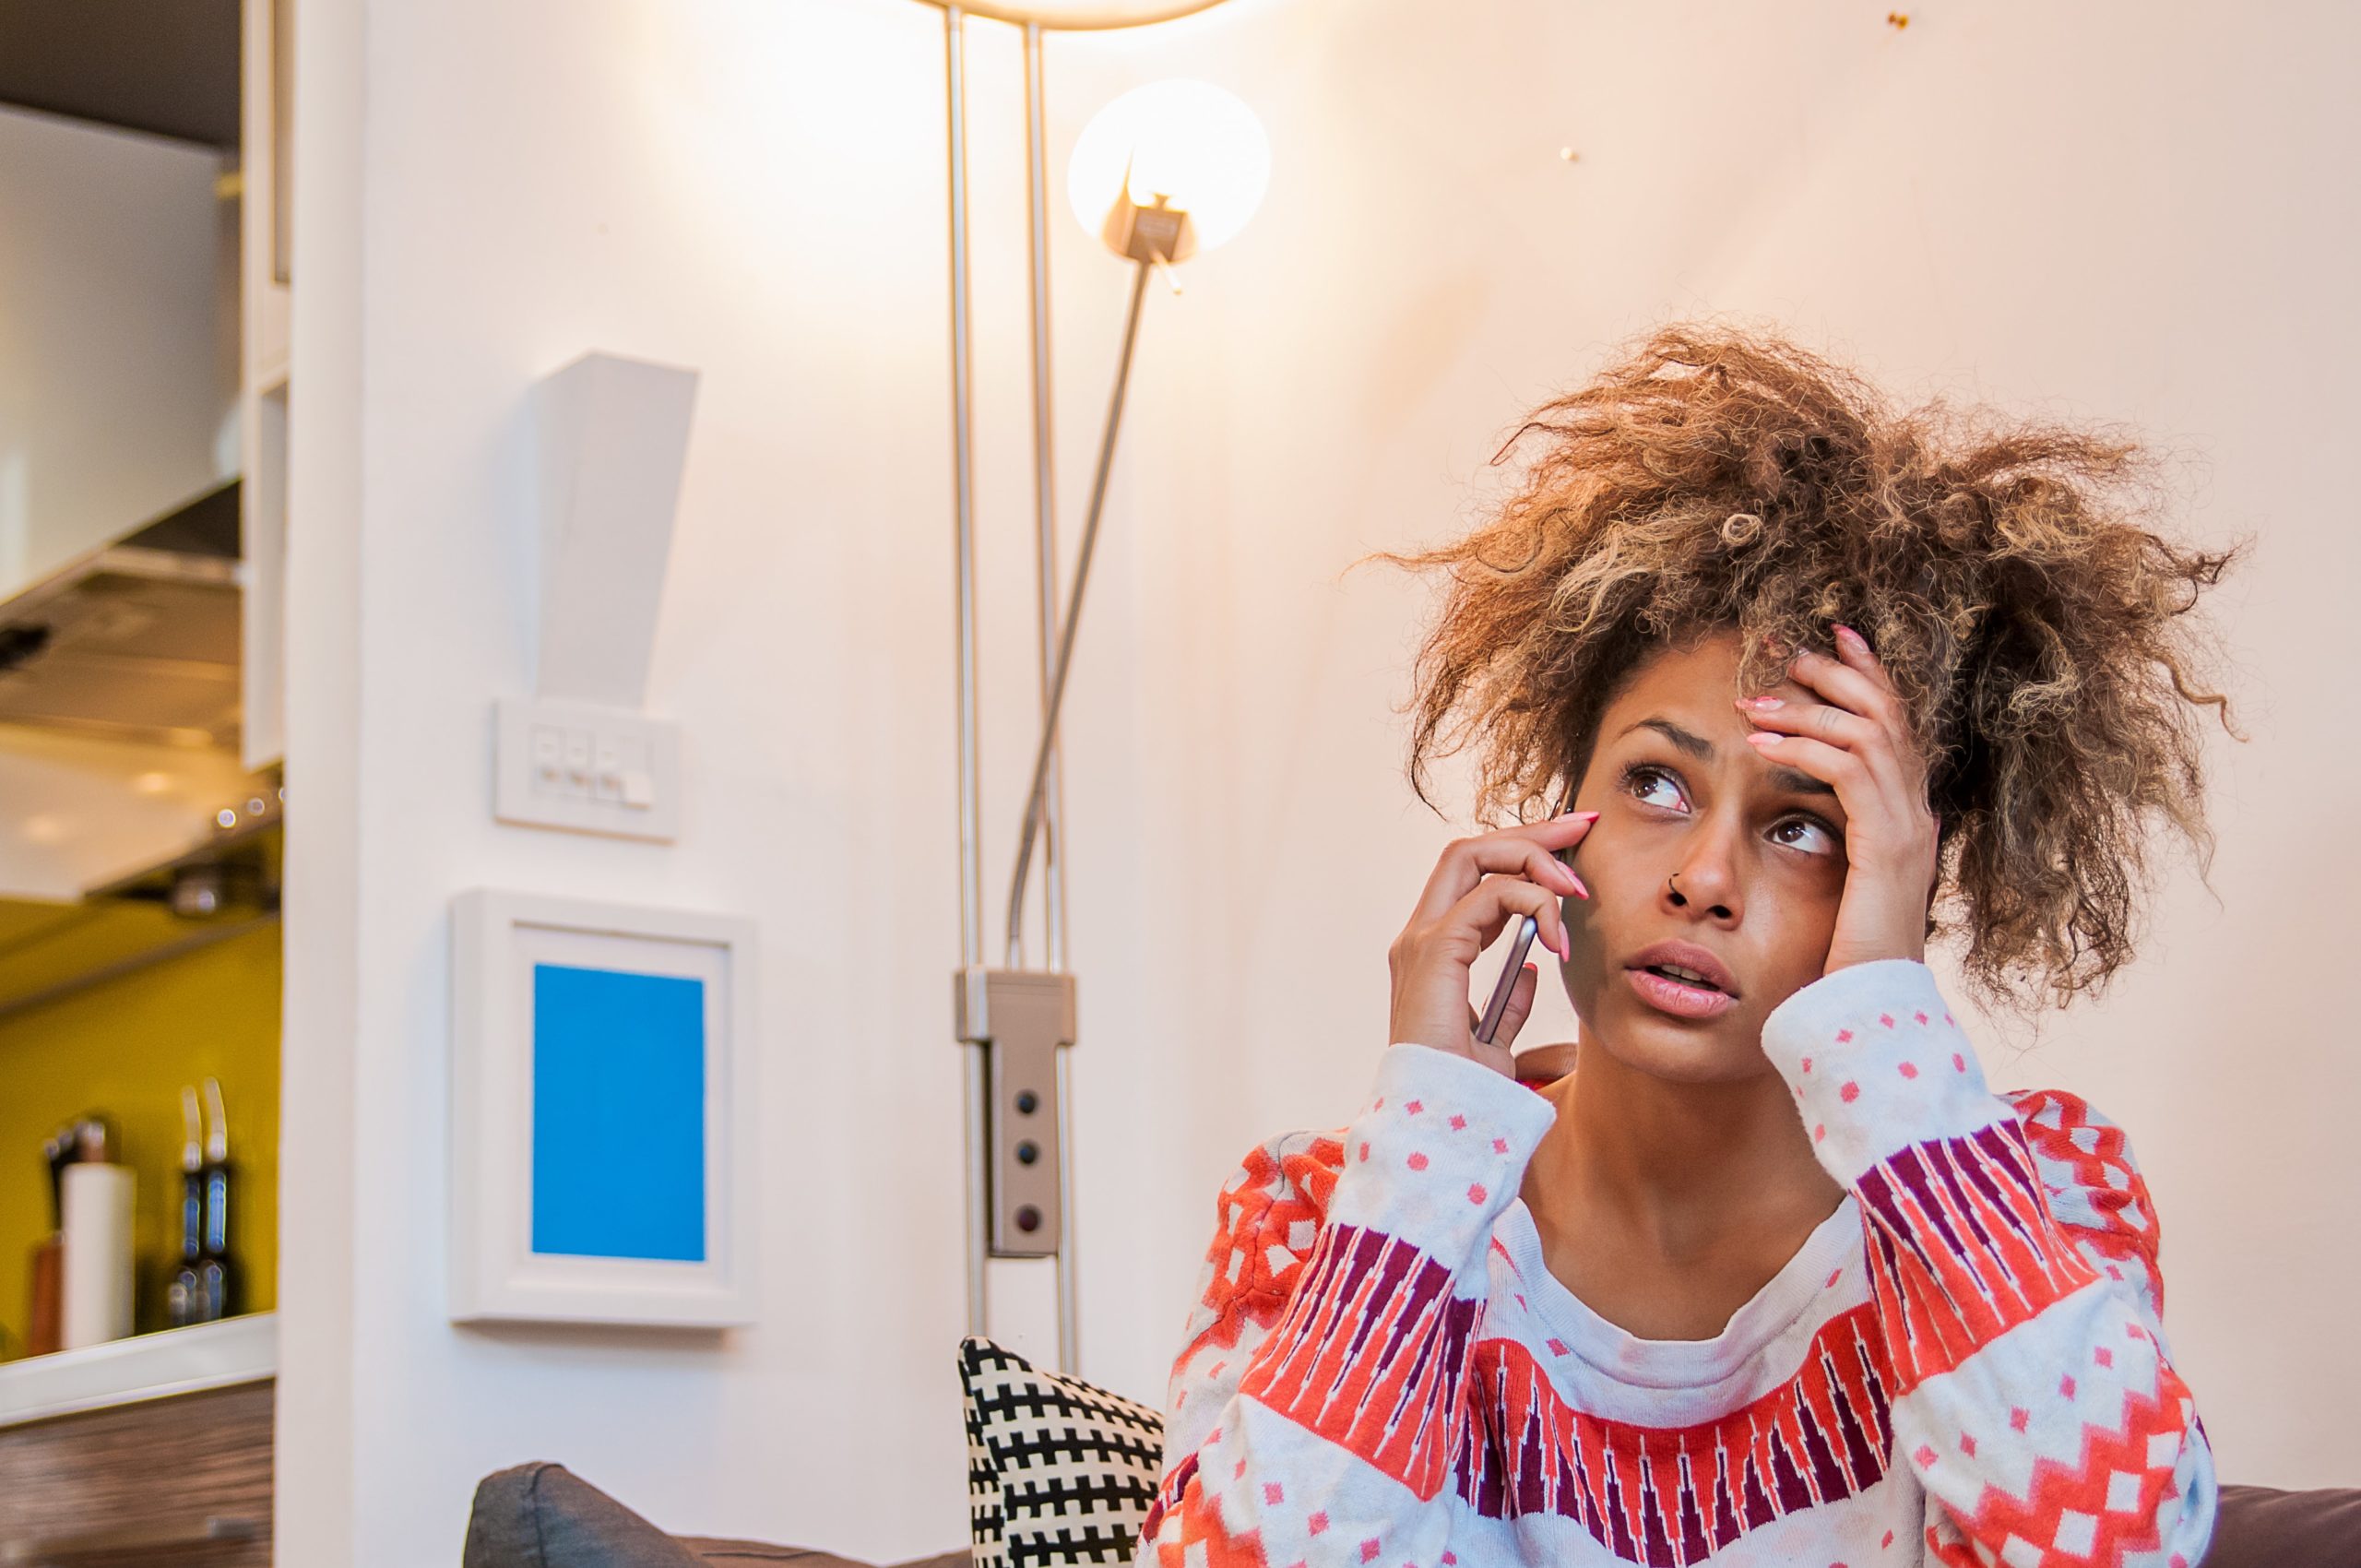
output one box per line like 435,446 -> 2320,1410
0,478 -> 268,906
0,478 -> 242,749
0,476 -> 279,1006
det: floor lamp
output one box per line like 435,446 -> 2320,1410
916,1 -> 1270,1372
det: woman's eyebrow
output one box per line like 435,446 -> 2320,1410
1621,716 -> 1713,760
1619,716 -> 1839,800
1770,766 -> 1838,800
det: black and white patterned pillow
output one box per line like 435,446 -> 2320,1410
959,1336 -> 1166,1568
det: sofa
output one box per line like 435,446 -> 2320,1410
465,1461 -> 2361,1568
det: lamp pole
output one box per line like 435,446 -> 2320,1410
942,3 -> 993,1347
931,3 -> 1253,1380
1020,18 -> 1083,1372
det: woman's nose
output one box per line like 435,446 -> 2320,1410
1664,839 -> 1742,921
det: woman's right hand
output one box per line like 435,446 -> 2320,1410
1386,811 -> 1598,1076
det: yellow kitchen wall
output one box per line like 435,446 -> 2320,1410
0,921 -> 279,1353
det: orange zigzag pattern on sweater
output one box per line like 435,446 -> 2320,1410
1183,1136 -> 1347,1365
1927,1360 -> 2199,1568
2005,1088 -> 2165,1308
1152,1459 -> 1270,1568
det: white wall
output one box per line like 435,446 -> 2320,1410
281,1 -> 2359,1562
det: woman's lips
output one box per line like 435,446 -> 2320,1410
1625,966 -> 1738,1020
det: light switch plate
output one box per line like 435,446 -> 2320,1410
494,698 -> 679,841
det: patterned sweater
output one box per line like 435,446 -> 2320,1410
1138,959 -> 2214,1568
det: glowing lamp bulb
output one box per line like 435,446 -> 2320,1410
1067,80 -> 1270,260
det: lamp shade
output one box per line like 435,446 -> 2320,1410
1067,80 -> 1270,257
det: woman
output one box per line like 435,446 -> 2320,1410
1138,328 -> 2236,1567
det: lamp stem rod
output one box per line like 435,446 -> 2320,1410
943,1 -> 989,1341
1022,19 -> 1069,982
948,6 -> 981,972
1003,255 -> 1154,964
1019,19 -> 1083,1380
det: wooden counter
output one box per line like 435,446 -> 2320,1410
0,1318 -> 273,1565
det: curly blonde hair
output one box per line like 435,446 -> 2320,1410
1374,325 -> 2244,1010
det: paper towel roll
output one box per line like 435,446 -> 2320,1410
61,1162 -> 135,1349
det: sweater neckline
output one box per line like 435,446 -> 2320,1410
1497,1193 -> 1861,1391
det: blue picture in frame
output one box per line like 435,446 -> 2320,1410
529,963 -> 707,1263
451,890 -> 757,1327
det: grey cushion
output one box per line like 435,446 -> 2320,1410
2206,1484 -> 2361,1566
465,1464 -> 701,1568
463,1464 -> 963,1568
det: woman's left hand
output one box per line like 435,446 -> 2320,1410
1735,625 -> 1941,977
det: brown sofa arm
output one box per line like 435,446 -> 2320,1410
2207,1484 -> 2361,1566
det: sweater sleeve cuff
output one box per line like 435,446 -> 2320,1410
1321,1044 -> 1558,1249
1759,958 -> 2009,1182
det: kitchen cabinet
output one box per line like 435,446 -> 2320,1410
0,1318 -> 275,1566
0,107 -> 237,606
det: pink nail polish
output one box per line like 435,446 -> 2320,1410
1745,731 -> 1778,745
1835,624 -> 1866,647
1738,695 -> 1782,709
1570,873 -> 1591,900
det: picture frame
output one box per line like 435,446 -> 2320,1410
450,890 -> 759,1326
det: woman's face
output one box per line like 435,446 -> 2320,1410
1558,630 -> 1851,1084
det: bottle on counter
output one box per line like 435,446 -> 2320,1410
198,1077 -> 237,1322
169,1087 -> 208,1328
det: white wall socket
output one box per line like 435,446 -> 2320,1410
494,698 -> 680,842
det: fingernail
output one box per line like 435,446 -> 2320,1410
1560,808 -> 1599,820
1738,695 -> 1782,710
1522,961 -> 1537,975
1570,873 -> 1590,900
1835,624 -> 1866,648
1744,731 -> 1778,746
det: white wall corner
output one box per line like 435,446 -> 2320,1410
532,351 -> 700,709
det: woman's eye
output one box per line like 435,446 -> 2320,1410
1770,818 -> 1840,856
1628,766 -> 1691,813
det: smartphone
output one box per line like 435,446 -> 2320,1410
1472,791 -> 1581,1047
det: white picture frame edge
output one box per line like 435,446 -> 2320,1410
450,888 -> 760,1328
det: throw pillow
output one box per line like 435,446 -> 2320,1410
958,1336 -> 1166,1568
464,1463 -> 704,1568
